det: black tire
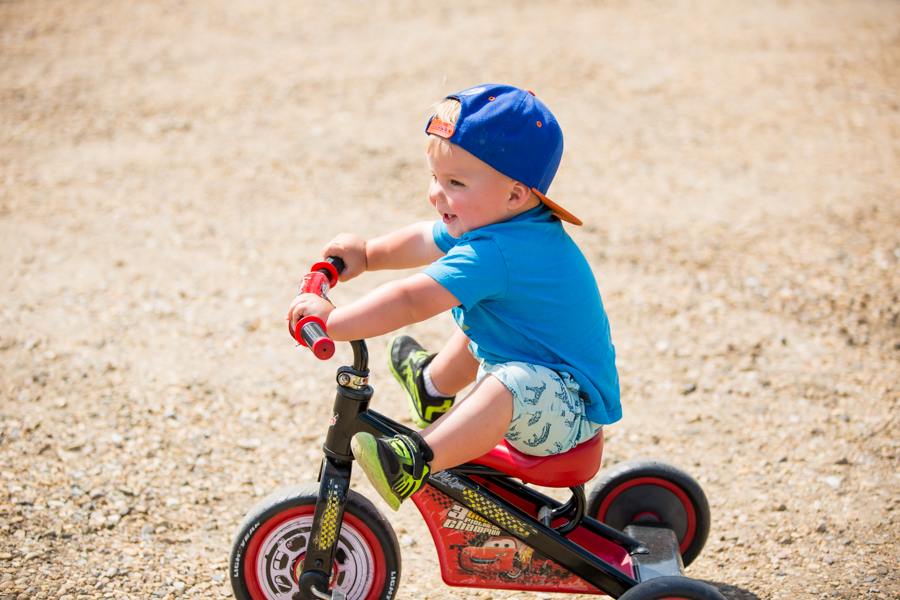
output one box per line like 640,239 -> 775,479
618,576 -> 726,600
229,483 -> 401,600
587,458 -> 710,567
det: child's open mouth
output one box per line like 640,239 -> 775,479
442,213 -> 456,224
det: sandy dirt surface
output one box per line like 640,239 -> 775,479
1,1 -> 899,599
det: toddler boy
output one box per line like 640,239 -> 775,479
288,84 -> 620,510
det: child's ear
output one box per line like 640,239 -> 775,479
507,181 -> 533,210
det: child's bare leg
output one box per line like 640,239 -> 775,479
428,328 -> 479,396
421,375 -> 513,472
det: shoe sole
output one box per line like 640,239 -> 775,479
351,433 -> 402,512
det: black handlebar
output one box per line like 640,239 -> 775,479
326,256 -> 345,274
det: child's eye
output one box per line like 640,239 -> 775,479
449,179 -> 464,187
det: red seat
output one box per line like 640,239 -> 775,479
470,431 -> 604,488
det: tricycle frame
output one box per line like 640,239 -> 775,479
296,338 -> 651,599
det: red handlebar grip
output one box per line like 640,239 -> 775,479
298,271 -> 331,297
295,316 -> 335,360
310,336 -> 335,361
310,261 -> 340,288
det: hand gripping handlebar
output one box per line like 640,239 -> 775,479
290,257 -> 345,360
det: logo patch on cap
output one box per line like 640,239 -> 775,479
426,117 -> 455,139
459,87 -> 486,96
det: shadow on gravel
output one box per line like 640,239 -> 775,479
706,581 -> 762,600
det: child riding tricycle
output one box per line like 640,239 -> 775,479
229,84 -> 726,600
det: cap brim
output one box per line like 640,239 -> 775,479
533,189 -> 583,226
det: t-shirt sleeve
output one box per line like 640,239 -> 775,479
423,237 -> 508,310
432,221 -> 457,254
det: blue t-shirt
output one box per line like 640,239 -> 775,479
423,206 -> 621,425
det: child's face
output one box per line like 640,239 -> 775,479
427,143 -> 520,238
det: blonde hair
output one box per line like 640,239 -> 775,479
426,97 -> 461,155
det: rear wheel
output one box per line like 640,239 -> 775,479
230,483 -> 401,600
587,458 -> 710,567
618,576 -> 726,599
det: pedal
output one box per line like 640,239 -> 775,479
624,524 -> 685,581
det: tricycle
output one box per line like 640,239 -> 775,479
229,258 -> 725,600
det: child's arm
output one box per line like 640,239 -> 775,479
287,273 -> 458,341
329,273 -> 459,340
323,222 -> 444,281
287,273 -> 459,341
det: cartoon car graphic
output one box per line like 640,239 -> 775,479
458,536 -> 534,579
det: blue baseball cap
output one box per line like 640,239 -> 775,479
426,84 -> 581,226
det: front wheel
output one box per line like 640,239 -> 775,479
587,458 -> 711,567
617,576 -> 726,600
230,483 -> 401,600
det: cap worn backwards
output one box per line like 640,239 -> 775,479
426,84 -> 582,226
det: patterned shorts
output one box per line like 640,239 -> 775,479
477,360 -> 602,457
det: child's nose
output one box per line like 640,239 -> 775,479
428,180 -> 444,203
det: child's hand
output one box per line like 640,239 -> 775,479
286,293 -> 335,336
323,234 -> 367,281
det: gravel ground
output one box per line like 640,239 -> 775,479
1,1 -> 898,599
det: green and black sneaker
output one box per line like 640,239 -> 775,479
388,335 -> 455,429
350,432 -> 433,511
